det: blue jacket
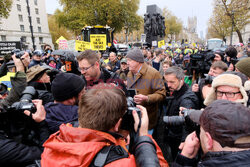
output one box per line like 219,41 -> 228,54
45,102 -> 78,134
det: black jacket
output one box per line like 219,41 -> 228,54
0,120 -> 49,167
45,102 -> 78,134
28,82 -> 54,105
173,150 -> 250,167
165,83 -> 199,139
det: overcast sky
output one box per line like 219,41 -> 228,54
45,0 -> 213,38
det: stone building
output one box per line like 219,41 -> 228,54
0,0 -> 53,50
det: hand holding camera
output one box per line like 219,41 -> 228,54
24,99 -> 46,123
132,105 -> 148,136
180,131 -> 200,159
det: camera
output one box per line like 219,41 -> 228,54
231,57 -> 239,65
164,109 -> 202,137
120,97 -> 141,131
8,86 -> 37,113
163,109 -> 202,127
204,74 -> 215,85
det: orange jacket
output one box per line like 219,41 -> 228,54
41,124 -> 168,167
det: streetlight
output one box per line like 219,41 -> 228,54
230,11 -> 234,46
26,0 -> 35,50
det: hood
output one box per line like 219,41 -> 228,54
42,124 -> 125,167
45,102 -> 78,133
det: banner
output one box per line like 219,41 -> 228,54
0,41 -> 21,55
152,41 -> 157,47
75,40 -> 91,51
90,34 -> 107,50
158,40 -> 165,48
56,36 -> 68,50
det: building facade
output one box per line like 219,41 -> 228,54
0,0 -> 53,50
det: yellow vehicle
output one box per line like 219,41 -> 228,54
80,25 -> 114,51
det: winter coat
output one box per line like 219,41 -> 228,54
173,150 -> 250,167
165,83 -> 199,139
127,63 -> 166,129
28,81 -> 54,105
41,124 -> 169,167
107,60 -> 120,72
0,72 -> 27,109
0,120 -> 49,167
45,102 -> 78,134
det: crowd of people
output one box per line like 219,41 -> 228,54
0,41 -> 249,167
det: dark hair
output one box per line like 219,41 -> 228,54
225,46 -> 237,58
78,83 -> 127,131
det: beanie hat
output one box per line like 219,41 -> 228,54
235,57 -> 250,78
126,48 -> 144,63
52,72 -> 85,101
26,65 -> 50,83
204,74 -> 248,106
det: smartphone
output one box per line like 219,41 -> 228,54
127,89 -> 136,98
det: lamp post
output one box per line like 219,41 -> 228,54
230,11 -> 234,46
26,0 -> 36,50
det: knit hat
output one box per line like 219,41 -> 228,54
52,72 -> 85,101
26,65 -> 50,83
235,57 -> 250,78
126,48 -> 144,63
204,74 -> 248,106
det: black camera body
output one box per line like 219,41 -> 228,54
8,86 -> 37,113
164,109 -> 202,137
120,97 -> 141,131
15,51 -> 26,59
204,74 -> 215,85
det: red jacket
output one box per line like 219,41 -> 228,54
41,124 -> 168,167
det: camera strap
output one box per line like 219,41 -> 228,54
20,58 -> 27,73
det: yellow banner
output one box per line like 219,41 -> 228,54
75,40 -> 91,51
90,34 -> 107,50
158,40 -> 165,48
0,72 -> 16,90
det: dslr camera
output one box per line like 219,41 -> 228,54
120,96 -> 141,131
163,109 -> 202,126
204,74 -> 215,85
8,86 -> 37,113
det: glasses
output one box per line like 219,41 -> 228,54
215,90 -> 241,98
78,64 -> 94,72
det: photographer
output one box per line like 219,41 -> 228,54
41,83 -> 168,167
42,44 -> 53,64
29,50 -> 46,68
0,53 -> 30,109
192,61 -> 228,108
173,100 -> 250,167
0,99 -> 49,166
161,66 -> 199,161
26,65 -> 54,105
225,46 -> 238,71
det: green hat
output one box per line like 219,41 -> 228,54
120,58 -> 127,64
235,57 -> 250,78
